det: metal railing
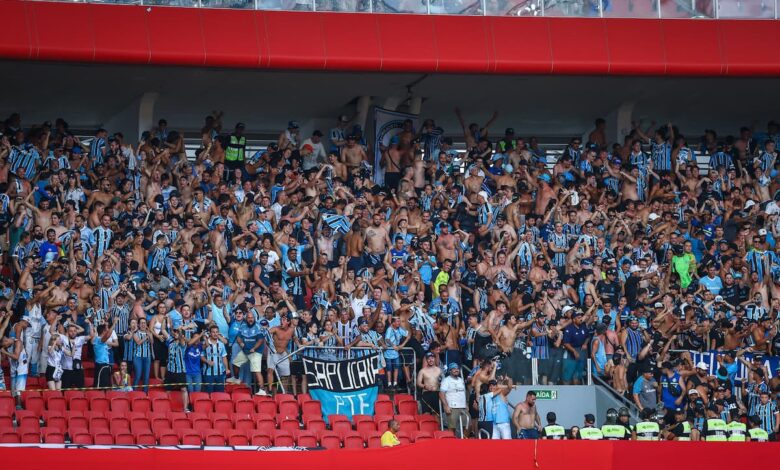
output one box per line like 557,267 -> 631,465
24,0 -> 780,20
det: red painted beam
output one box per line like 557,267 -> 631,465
1,0 -> 779,76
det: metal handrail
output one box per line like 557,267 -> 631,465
592,372 -> 640,419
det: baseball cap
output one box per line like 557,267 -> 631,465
696,361 -> 708,370
357,317 -> 368,326
584,414 -> 595,423
448,363 -> 459,371
687,389 -> 699,395
478,191 -> 489,201
654,302 -> 663,308
758,228 -> 768,236
424,352 -> 434,358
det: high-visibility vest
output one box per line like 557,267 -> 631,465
727,421 -> 747,442
601,424 -> 628,440
543,425 -> 565,439
580,427 -> 603,440
226,135 -> 246,162
748,427 -> 769,442
635,421 -> 660,441
705,418 -> 728,441
677,421 -> 691,441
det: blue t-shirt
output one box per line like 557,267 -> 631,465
699,275 -> 723,295
492,395 -> 511,424
167,310 -> 183,329
563,324 -> 589,349
185,343 -> 203,375
92,336 -> 110,364
239,322 -> 264,353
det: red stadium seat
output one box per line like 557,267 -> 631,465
171,417 -> 191,431
393,393 -> 415,408
256,400 -> 277,415
272,430 -> 294,447
68,397 -> 89,412
45,396 -> 66,412
226,430 -> 249,446
151,398 -> 172,413
131,397 -> 152,413
397,432 -> 411,445
295,430 -> 318,447
110,397 -> 130,413
230,388 -> 252,401
85,390 -> 105,400
296,393 -> 312,406
20,430 -> 41,443
356,420 -> 377,433
278,400 -> 299,418
418,420 -> 439,434
278,416 -> 299,433
192,399 -> 213,414
214,399 -> 233,415
180,431 -> 202,446
188,392 -> 208,402
43,429 -> 65,443
0,432 -> 20,443
127,391 -> 146,401
398,420 -> 419,434
110,417 -> 131,433
342,430 -> 364,449
376,394 -> 391,402
42,390 -> 63,399
43,412 -> 66,431
23,395 -> 45,417
255,419 -> 275,434
135,432 -> 157,445
397,401 -> 418,416
375,416 -> 392,431
412,431 -> 432,442
191,417 -> 211,433
72,433 -> 93,445
158,433 -> 180,445
274,393 -> 295,405
111,432 -> 133,445
364,431 -> 382,448
211,392 -> 231,402
434,430 -> 456,439
148,390 -> 167,400
0,394 -> 15,416
15,410 -> 40,430
319,431 -> 341,450
305,418 -> 326,433
93,432 -> 114,445
212,416 -> 232,434
331,420 -> 352,434
88,397 -> 110,413
374,400 -> 394,416
301,400 -> 322,418
250,431 -> 272,446
234,399 -> 254,415
90,416 -> 110,433
68,415 -> 89,432
130,417 -> 151,433
233,416 -> 255,434
0,415 -> 11,430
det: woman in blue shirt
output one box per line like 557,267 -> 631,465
133,318 -> 153,392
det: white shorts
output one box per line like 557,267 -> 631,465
233,351 -> 263,373
267,351 -> 290,377
492,422 -> 512,440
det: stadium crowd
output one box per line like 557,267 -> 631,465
0,110 -> 779,441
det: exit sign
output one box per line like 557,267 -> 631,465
531,390 -> 557,400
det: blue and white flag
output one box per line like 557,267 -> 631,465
373,107 -> 420,185
303,352 -> 381,422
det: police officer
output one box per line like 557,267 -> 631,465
635,408 -> 660,441
616,407 -> 635,438
541,412 -> 566,440
602,408 -> 629,440
666,407 -> 692,441
702,405 -> 728,441
580,413 -> 603,440
748,415 -> 769,442
727,409 -> 746,441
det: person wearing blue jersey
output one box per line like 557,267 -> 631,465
201,324 -> 230,393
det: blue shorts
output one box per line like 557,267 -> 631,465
562,356 -> 585,382
385,356 -> 401,372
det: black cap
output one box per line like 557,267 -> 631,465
584,413 -> 595,423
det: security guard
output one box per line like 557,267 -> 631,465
635,408 -> 660,441
541,412 -> 566,440
617,407 -> 635,439
748,415 -> 769,442
602,408 -> 629,440
702,405 -> 728,441
225,122 -> 247,175
727,409 -> 747,442
580,413 -> 603,440
667,407 -> 692,441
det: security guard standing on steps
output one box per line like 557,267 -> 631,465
580,414 -> 603,440
702,405 -> 728,441
667,408 -> 692,441
727,409 -> 746,441
602,408 -> 629,440
635,408 -> 661,441
541,412 -> 566,440
748,415 -> 769,442
225,122 -> 247,179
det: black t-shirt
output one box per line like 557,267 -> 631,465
596,280 -> 621,304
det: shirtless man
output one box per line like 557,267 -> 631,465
268,314 -> 294,393
381,137 -> 404,190
435,223 -> 458,261
70,275 -> 94,314
416,352 -> 443,415
454,107 -> 498,151
534,173 -> 557,216
497,314 -> 531,354
340,135 -> 367,171
513,391 -> 542,439
365,213 -> 390,269
327,153 -> 348,182
208,219 -> 228,265
85,178 -> 114,211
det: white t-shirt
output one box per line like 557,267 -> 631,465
440,375 -> 467,409
60,335 -> 88,371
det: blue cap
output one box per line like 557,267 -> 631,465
259,319 -> 269,327
389,136 -> 399,145
357,317 -> 368,326
448,363 -> 459,370
538,173 -> 551,183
